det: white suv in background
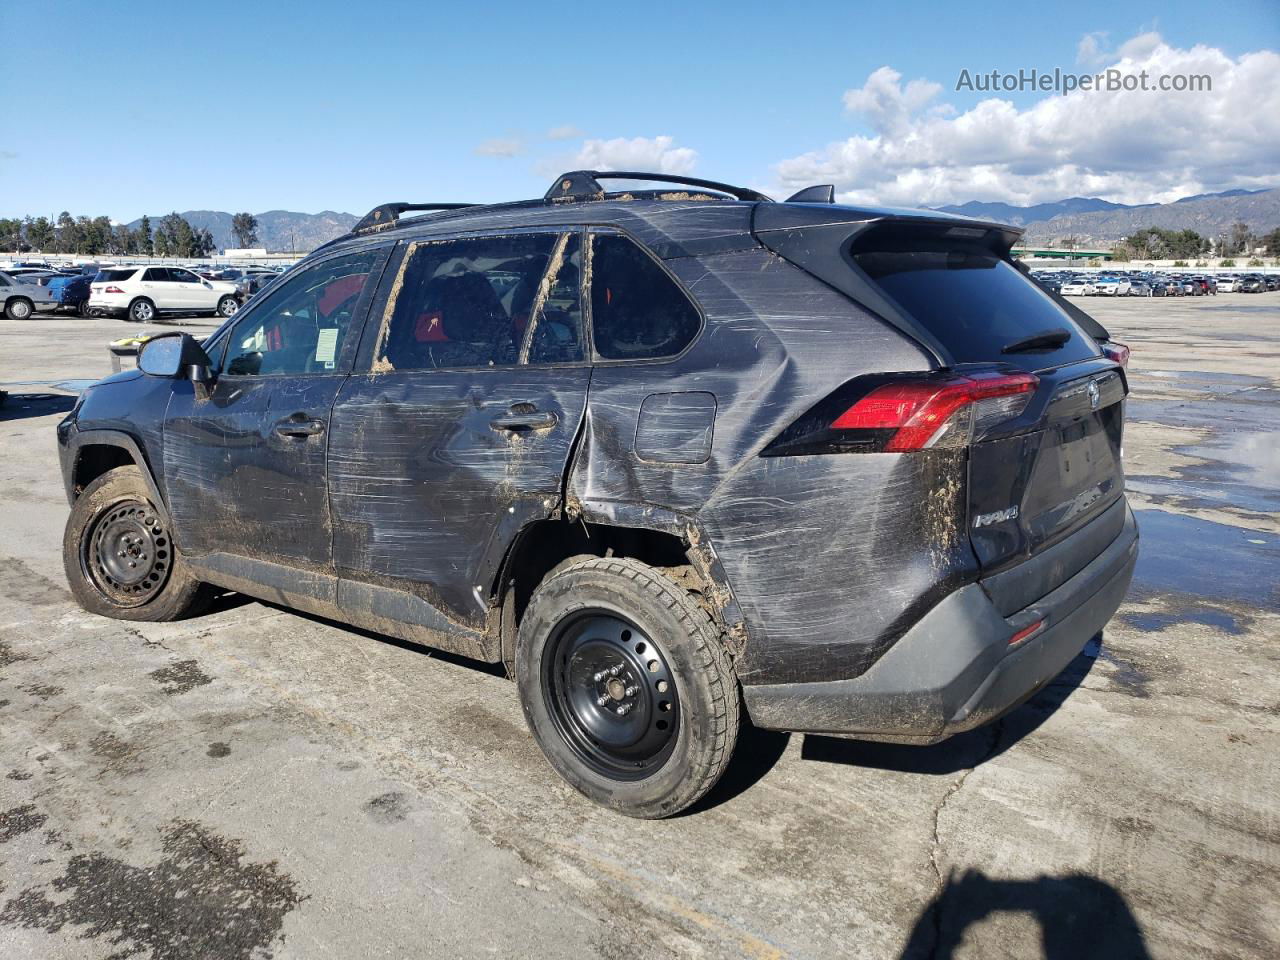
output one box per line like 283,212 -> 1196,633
88,266 -> 240,322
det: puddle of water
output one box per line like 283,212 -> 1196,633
1140,370 -> 1272,388
1122,608 -> 1245,635
1187,430 -> 1280,490
1132,509 -> 1280,610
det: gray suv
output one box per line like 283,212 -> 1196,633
57,171 -> 1138,817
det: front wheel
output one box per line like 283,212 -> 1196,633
217,296 -> 239,318
63,465 -> 208,621
516,557 -> 740,819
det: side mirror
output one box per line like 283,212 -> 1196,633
138,332 -> 213,382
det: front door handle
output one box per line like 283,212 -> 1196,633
490,410 -> 558,431
274,414 -> 326,438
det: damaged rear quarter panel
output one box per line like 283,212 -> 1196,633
570,246 -> 973,686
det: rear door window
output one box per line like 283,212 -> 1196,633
98,268 -> 137,282
590,233 -> 700,360
852,248 -> 1099,368
376,232 -> 582,371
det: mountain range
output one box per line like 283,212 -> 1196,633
935,188 -> 1277,242
126,209 -> 357,254
132,186 -> 1278,253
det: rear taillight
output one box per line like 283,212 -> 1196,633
104,285 -> 124,294
1100,341 -> 1130,367
832,372 -> 1038,452
763,370 -> 1039,457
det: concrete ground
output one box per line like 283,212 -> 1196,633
1,296 -> 1277,960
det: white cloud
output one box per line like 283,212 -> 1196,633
571,136 -> 697,174
773,33 -> 1280,208
474,138 -> 524,158
1077,31 -> 1109,66
546,125 -> 584,141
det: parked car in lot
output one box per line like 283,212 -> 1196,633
1031,273 -> 1062,295
1238,275 -> 1267,293
9,268 -> 62,285
1216,275 -> 1239,292
1267,276 -> 1280,292
1,269 -> 59,318
1061,277 -> 1095,296
87,266 -> 241,321
1126,279 -> 1150,296
58,171 -> 1138,817
46,272 -> 95,314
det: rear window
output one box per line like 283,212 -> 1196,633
590,234 -> 700,360
853,249 -> 1099,367
97,268 -> 137,282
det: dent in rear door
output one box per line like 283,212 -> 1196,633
327,230 -> 590,628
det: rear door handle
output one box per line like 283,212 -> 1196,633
274,414 -> 326,438
490,410 -> 558,431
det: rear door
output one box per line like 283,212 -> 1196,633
328,229 -> 589,627
140,267 -> 182,309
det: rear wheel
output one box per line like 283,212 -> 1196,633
129,298 -> 155,322
63,465 -> 207,621
5,297 -> 33,320
217,295 -> 239,318
516,557 -> 739,818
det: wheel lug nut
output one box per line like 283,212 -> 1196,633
625,686 -> 638,696
593,671 -> 607,682
596,695 -> 609,707
609,665 -> 621,676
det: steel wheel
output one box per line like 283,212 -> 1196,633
80,499 -> 172,607
543,611 -> 680,781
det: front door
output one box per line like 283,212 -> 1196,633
329,230 -> 589,627
162,247 -> 389,576
169,267 -> 213,310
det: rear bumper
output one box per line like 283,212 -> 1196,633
742,502 -> 1139,742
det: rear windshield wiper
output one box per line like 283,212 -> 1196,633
1002,328 -> 1071,354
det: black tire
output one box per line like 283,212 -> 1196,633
516,557 -> 740,819
5,297 -> 34,321
77,300 -> 91,317
63,465 -> 207,622
128,298 -> 156,323
217,296 -> 239,318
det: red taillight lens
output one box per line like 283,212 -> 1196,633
104,285 -> 124,293
1100,341 -> 1130,367
1009,619 -> 1044,645
832,372 -> 1039,452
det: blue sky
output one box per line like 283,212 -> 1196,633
3,0 -> 1278,219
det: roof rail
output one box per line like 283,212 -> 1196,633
545,171 -> 773,203
353,202 -> 477,234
